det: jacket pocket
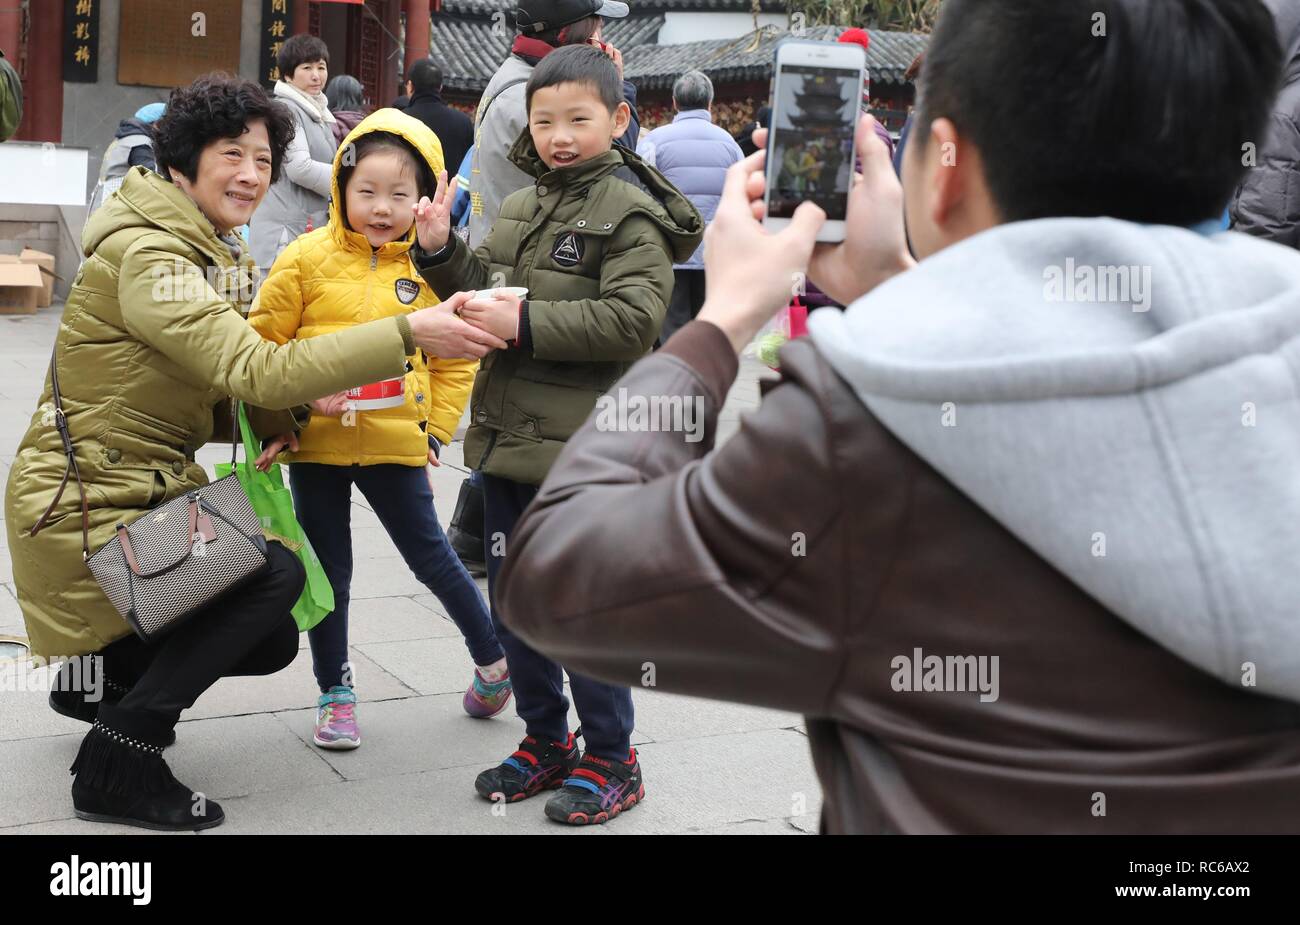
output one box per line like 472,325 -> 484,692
114,403 -> 193,444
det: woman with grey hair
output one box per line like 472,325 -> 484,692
325,75 -> 369,145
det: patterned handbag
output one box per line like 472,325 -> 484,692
31,346 -> 270,642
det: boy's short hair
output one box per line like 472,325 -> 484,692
277,34 -> 330,80
153,73 -> 295,184
526,45 -> 623,115
336,131 -> 437,205
917,0 -> 1281,226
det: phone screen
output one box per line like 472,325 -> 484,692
767,64 -> 861,221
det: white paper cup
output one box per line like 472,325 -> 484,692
346,376 -> 405,411
478,286 -> 528,301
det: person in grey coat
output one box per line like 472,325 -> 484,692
249,34 -> 338,271
1230,0 -> 1300,247
638,71 -> 743,343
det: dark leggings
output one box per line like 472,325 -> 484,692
105,541 -> 305,729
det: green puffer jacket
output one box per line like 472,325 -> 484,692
4,167 -> 416,658
415,129 -> 703,485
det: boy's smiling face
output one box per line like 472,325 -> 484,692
344,149 -> 419,248
529,81 -> 631,171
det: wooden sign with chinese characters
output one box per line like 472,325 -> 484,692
63,0 -> 100,83
117,0 -> 242,88
258,0 -> 292,88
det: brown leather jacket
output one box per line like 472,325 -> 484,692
498,321 -> 1300,834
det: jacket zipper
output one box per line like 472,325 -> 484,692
357,250 -> 379,460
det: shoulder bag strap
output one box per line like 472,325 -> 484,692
30,343 -> 91,559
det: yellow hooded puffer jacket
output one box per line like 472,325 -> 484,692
249,108 -> 474,466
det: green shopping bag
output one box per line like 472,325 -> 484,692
215,405 -> 334,632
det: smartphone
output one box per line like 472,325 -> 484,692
763,40 -> 868,243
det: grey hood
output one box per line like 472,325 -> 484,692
808,218 -> 1300,701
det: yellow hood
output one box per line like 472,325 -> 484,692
327,107 -> 447,255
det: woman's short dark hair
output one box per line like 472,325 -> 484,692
153,73 -> 296,184
326,75 -> 366,112
277,33 -> 330,80
336,131 -> 437,213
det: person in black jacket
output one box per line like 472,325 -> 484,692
401,59 -> 473,176
1230,0 -> 1300,247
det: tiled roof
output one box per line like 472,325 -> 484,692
439,0 -> 787,16
431,13 -> 665,92
623,24 -> 928,89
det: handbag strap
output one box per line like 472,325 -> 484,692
30,341 -> 242,558
30,343 -> 91,559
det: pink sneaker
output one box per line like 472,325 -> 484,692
314,686 -> 360,749
463,667 -> 512,718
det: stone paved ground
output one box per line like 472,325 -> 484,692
0,305 -> 821,834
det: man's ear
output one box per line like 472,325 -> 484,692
926,117 -> 963,230
611,101 -> 631,140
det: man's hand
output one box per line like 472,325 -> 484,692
752,114 -> 915,305
254,432 -> 298,472
408,291 -> 509,358
460,293 -> 521,343
695,149 -> 826,353
310,392 -> 351,417
414,169 -> 457,254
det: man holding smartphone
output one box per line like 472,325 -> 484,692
495,0 -> 1300,834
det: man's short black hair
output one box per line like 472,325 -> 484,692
277,33 -> 330,80
153,73 -> 296,184
916,0 -> 1282,226
407,58 -> 443,95
526,44 -> 622,115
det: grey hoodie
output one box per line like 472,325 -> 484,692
1230,0 -> 1300,246
809,218 -> 1300,702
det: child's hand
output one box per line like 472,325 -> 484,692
255,432 -> 298,472
414,169 -> 458,254
459,294 -> 520,343
311,392 -> 352,417
427,448 -> 441,467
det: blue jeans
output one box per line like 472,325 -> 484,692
481,473 -> 634,760
290,462 -> 504,692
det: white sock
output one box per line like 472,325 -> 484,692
478,657 -> 509,683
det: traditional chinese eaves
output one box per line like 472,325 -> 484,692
439,0 -> 788,15
622,25 -> 928,90
431,14 -> 666,92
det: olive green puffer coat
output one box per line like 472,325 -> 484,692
4,167 -> 416,658
415,129 -> 703,485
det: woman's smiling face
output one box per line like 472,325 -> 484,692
169,119 -> 273,234
344,148 -> 420,248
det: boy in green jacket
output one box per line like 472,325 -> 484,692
412,43 -> 703,825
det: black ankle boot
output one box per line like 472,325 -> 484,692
49,661 -> 176,745
447,477 -> 487,576
69,706 -> 222,831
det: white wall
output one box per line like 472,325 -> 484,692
657,12 -> 790,46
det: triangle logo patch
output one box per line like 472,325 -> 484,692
552,230 -> 585,268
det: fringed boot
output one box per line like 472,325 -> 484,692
49,658 -> 176,745
69,705 -> 221,830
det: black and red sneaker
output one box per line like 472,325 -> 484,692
544,749 -> 645,825
474,732 -> 580,803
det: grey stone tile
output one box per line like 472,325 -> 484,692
183,645 -> 414,721
625,690 -> 803,743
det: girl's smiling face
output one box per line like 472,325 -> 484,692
343,149 -> 419,247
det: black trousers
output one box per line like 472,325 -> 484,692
104,542 -> 305,728
658,268 -> 707,346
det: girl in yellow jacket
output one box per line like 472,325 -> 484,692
250,110 -> 511,750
